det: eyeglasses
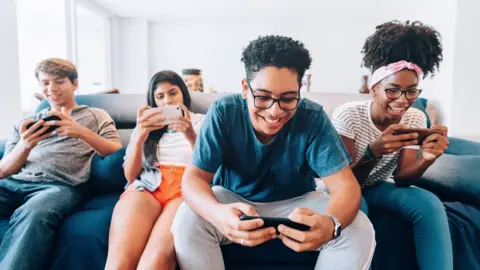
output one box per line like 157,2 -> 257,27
246,80 -> 300,111
384,88 -> 423,101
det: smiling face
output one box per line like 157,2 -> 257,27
241,66 -> 300,143
371,69 -> 421,123
39,72 -> 77,110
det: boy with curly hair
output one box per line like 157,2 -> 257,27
172,35 -> 375,270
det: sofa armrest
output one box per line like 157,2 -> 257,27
0,139 -> 6,160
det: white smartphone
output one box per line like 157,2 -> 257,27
143,105 -> 183,125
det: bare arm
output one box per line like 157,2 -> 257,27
341,135 -> 379,186
0,120 -> 52,179
393,148 -> 433,186
394,125 -> 449,187
0,143 -> 32,179
181,164 -> 220,223
79,128 -> 122,157
123,137 -> 144,183
322,166 -> 361,228
46,108 -> 122,157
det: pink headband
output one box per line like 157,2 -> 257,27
368,60 -> 424,89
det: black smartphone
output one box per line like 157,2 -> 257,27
239,215 -> 311,232
26,115 -> 61,136
393,128 -> 442,145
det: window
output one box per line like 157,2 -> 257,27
16,0 -> 69,112
74,2 -> 112,94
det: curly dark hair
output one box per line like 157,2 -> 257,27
361,20 -> 443,78
241,35 -> 312,85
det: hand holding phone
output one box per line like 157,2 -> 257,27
369,124 -> 423,158
26,115 -> 61,136
19,116 -> 60,149
143,105 -> 184,126
392,128 -> 442,145
240,215 -> 311,232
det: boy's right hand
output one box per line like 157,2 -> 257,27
19,119 -> 53,150
369,124 -> 419,158
135,105 -> 165,142
212,202 -> 277,247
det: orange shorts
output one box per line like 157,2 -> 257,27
122,165 -> 184,207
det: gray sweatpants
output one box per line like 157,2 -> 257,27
172,186 -> 376,270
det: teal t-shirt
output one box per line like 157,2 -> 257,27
191,94 -> 351,202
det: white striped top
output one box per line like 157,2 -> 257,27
331,100 -> 426,187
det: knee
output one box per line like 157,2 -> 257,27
11,204 -> 62,226
335,212 -> 376,264
137,248 -> 176,270
411,188 -> 445,216
171,202 -> 206,243
105,259 -> 136,270
344,212 -> 376,247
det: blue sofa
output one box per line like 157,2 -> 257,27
0,92 -> 479,270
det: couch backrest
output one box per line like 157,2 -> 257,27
35,91 -> 375,145
36,91 -> 227,145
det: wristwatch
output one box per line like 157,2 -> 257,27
326,214 -> 342,240
363,144 -> 378,161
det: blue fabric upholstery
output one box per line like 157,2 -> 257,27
89,147 -> 127,195
412,98 -> 431,127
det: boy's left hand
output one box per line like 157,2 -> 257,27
45,107 -> 87,138
278,208 -> 334,252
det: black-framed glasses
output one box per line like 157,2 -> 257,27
384,88 -> 423,100
246,80 -> 300,111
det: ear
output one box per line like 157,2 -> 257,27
370,84 -> 377,97
241,79 -> 248,99
72,79 -> 79,91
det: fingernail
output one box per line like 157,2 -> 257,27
270,228 -> 276,234
271,233 -> 277,239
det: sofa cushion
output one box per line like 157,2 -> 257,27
48,194 -> 119,270
89,147 -> 127,195
222,239 -> 318,267
411,97 -> 432,127
0,139 -> 5,160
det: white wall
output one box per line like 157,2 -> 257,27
0,0 -> 22,138
16,0 -> 69,112
113,0 -> 480,135
449,0 -> 480,137
116,0 -> 457,117
117,18 -> 150,94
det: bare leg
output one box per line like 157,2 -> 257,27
105,191 -> 162,270
138,197 -> 183,270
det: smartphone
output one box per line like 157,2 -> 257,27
26,115 -> 61,136
143,105 -> 184,125
239,215 -> 311,232
392,128 -> 442,145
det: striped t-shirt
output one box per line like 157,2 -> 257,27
331,100 -> 426,187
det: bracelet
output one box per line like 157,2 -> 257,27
364,144 -> 379,161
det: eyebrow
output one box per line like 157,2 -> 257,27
387,83 -> 418,89
253,88 -> 299,96
156,88 -> 177,94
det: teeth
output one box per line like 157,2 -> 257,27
264,118 -> 280,123
390,107 -> 405,113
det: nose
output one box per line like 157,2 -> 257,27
266,101 -> 284,117
164,96 -> 173,105
46,82 -> 56,93
396,93 -> 409,104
